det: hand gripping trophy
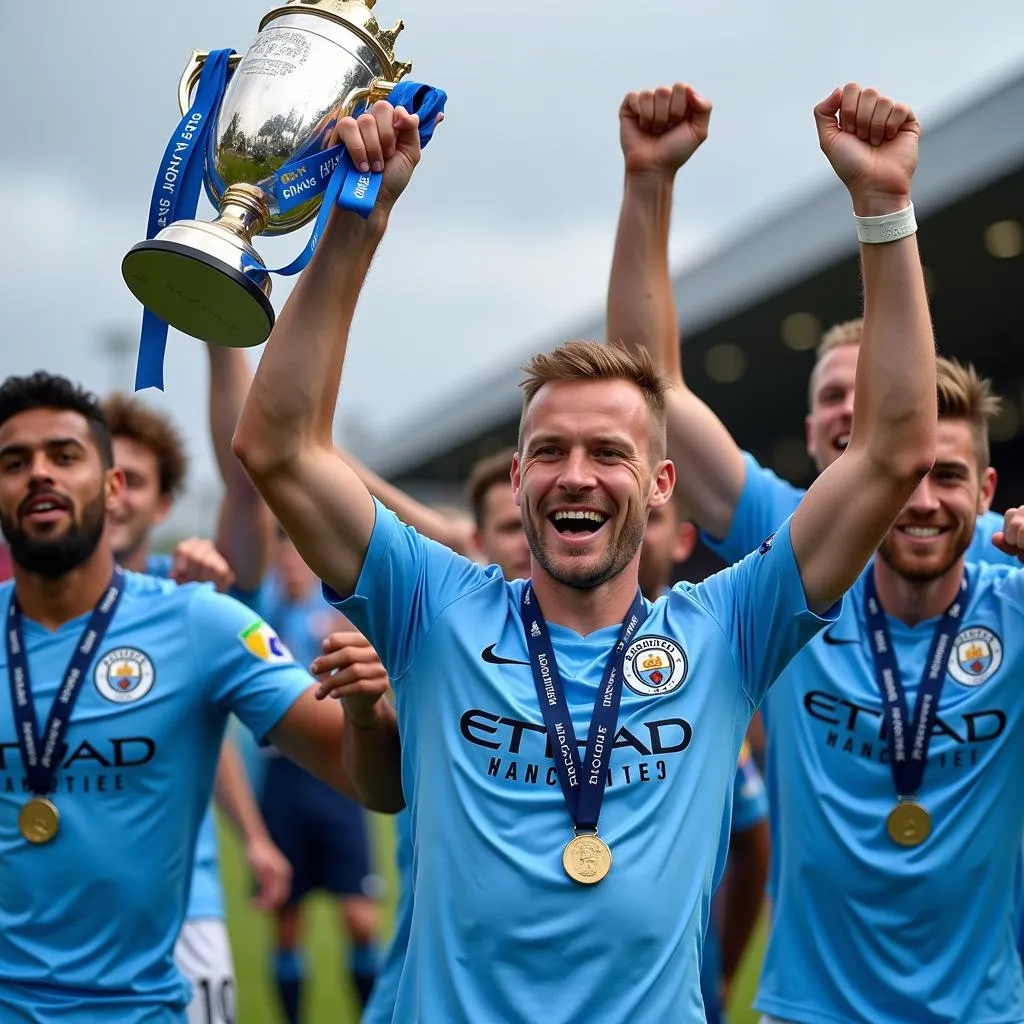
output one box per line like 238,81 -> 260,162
122,0 -> 419,356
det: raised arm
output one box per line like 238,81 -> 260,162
233,102 -> 426,599
791,84 -> 936,613
607,84 -> 746,539
207,345 -> 274,593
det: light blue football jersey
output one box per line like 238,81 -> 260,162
362,807 -> 413,1024
703,452 -> 1024,1021
145,553 -> 222,923
754,561 -> 1024,1022
0,571 -> 311,1022
703,452 -> 1016,567
327,500 -> 835,1024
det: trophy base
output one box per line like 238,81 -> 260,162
122,239 -> 275,348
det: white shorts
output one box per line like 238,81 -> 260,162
759,1017 -> 795,1024
174,918 -> 237,1024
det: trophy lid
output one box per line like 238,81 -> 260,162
260,0 -> 411,78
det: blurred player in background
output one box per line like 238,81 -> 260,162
256,528 -> 383,1022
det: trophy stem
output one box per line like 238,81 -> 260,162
121,181 -> 277,348
215,184 -> 271,247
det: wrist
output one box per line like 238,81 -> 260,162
849,191 -> 912,218
624,167 -> 678,194
343,700 -> 383,731
324,203 -> 389,249
244,828 -> 270,849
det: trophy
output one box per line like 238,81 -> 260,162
122,0 -> 411,349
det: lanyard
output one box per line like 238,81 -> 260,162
6,570 -> 124,794
864,570 -> 967,798
520,585 -> 647,831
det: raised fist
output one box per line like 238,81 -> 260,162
331,101 -> 442,213
619,83 -> 712,177
814,83 -> 919,212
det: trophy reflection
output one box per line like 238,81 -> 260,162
122,0 -> 411,348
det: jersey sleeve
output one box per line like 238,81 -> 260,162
323,499 -> 497,682
687,515 -> 839,707
730,742 -> 768,832
968,510 -> 1022,568
701,452 -> 804,566
187,586 -> 313,742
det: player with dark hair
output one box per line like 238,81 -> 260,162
0,371 -> 402,1022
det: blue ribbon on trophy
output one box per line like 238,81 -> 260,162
134,48 -> 235,391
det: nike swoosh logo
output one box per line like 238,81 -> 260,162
480,644 -> 530,666
822,628 -> 858,646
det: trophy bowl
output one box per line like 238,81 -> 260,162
122,0 -> 411,348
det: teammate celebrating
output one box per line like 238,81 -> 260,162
234,83 -> 937,1021
0,372 -> 401,1022
607,83 -> 1024,1021
606,84 -> 1015,568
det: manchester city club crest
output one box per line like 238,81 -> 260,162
94,647 -> 156,703
947,626 -> 1003,687
622,636 -> 688,697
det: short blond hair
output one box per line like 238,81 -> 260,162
518,341 -> 670,461
808,319 -> 863,408
817,318 -> 863,360
936,356 -> 1000,468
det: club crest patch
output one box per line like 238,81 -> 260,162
238,621 -> 293,664
623,636 -> 688,697
94,647 -> 156,703
947,626 -> 1002,687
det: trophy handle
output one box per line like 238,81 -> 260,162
338,79 -> 399,118
177,50 -> 243,115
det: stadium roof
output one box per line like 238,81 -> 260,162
357,65 -> 1024,508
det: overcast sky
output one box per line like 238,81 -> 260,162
3,1 -> 1023,537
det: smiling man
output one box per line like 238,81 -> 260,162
0,372 -> 401,1023
233,81 -> 938,1022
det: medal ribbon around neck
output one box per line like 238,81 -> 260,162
520,585 -> 647,837
6,568 -> 124,797
863,569 -> 968,801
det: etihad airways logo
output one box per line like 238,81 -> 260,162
460,708 -> 692,788
803,689 -> 1005,769
0,736 -> 157,796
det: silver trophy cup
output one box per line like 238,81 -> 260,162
122,0 -> 411,348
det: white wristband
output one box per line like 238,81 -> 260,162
854,202 -> 917,244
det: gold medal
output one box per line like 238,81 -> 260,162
18,796 -> 60,844
886,800 -> 931,847
562,832 -> 612,885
